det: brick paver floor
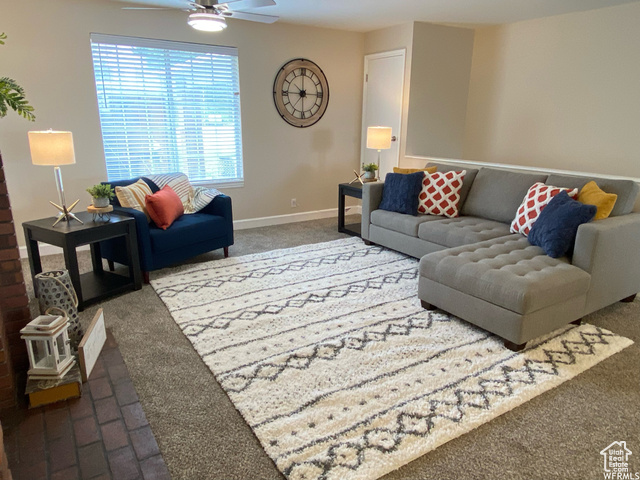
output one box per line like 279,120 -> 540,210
0,329 -> 171,480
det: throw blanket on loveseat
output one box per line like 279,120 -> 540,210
144,173 -> 221,214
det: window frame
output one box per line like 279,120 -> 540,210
90,33 -> 245,188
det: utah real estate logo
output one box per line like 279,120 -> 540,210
601,441 -> 639,479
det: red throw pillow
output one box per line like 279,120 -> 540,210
510,182 -> 579,236
418,170 -> 466,217
145,185 -> 184,230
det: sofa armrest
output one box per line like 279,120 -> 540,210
197,194 -> 234,245
112,206 -> 153,260
573,213 -> 640,314
199,194 -> 232,220
361,182 -> 385,240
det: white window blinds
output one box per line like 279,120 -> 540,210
90,34 -> 244,186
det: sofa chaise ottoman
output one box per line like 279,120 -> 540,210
362,162 -> 640,350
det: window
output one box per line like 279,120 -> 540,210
90,34 -> 244,186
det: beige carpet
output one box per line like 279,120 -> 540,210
22,216 -> 640,479
150,237 -> 632,480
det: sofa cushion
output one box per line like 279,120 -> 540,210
149,213 -> 228,254
426,162 -> 478,208
510,182 -> 579,236
393,166 -> 437,174
115,179 -> 154,221
418,216 -> 513,248
547,174 -> 638,217
418,170 -> 466,217
145,185 -> 184,230
370,209 -> 444,237
106,178 -> 158,208
419,236 -> 591,315
378,172 -> 424,215
461,168 -> 548,224
577,181 -> 617,220
529,191 -> 597,258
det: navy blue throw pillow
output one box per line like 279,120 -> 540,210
378,172 -> 424,216
528,191 -> 597,258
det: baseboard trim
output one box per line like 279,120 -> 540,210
234,206 -> 362,230
19,206 -> 363,258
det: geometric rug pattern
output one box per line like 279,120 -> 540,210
151,238 -> 633,480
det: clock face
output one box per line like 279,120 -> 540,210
273,58 -> 329,128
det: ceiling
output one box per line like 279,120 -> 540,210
256,0 -> 640,32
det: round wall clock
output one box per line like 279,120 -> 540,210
273,58 -> 329,128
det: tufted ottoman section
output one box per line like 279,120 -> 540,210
418,235 -> 592,347
417,216 -> 513,248
420,236 -> 590,314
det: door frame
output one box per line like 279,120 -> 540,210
360,49 -> 407,171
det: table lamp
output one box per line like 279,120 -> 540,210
28,130 -> 83,226
366,126 -> 392,181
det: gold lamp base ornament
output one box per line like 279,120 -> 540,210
349,169 -> 364,185
50,198 -> 82,227
50,164 -> 82,227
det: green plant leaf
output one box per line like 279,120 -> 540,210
0,34 -> 36,121
86,184 -> 115,199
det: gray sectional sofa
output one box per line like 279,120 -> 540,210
362,161 -> 640,351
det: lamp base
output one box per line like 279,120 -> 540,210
50,199 -> 83,227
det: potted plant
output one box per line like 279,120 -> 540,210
86,184 -> 114,208
362,163 -> 379,180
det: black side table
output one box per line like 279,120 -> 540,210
23,212 -> 142,311
338,182 -> 364,237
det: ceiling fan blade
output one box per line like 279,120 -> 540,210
221,10 -> 278,23
221,0 -> 276,11
122,7 -> 173,9
113,0 -> 197,9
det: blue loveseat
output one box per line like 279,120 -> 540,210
100,177 -> 234,282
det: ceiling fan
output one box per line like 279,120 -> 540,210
115,0 -> 279,32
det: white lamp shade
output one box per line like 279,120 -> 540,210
188,12 -> 228,32
28,131 -> 76,166
366,126 -> 392,150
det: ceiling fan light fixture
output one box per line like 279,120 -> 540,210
188,12 -> 227,32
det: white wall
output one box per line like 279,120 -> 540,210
463,2 -> 640,177
0,0 -> 364,245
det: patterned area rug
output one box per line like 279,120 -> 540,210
152,238 -> 633,480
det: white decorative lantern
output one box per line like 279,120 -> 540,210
21,314 -> 75,379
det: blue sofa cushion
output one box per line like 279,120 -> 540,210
378,172 -> 424,216
528,191 -> 597,258
149,213 -> 228,254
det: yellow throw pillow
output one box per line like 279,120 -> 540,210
115,179 -> 153,221
578,181 -> 617,220
393,166 -> 437,175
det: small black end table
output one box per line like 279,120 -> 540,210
338,182 -> 364,237
23,212 -> 142,311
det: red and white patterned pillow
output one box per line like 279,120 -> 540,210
418,170 -> 466,218
510,182 -> 579,236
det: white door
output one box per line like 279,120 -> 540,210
361,50 -> 406,180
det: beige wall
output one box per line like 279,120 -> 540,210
405,22 -> 474,159
0,0 -> 364,245
364,22 -> 474,168
463,2 -> 640,177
